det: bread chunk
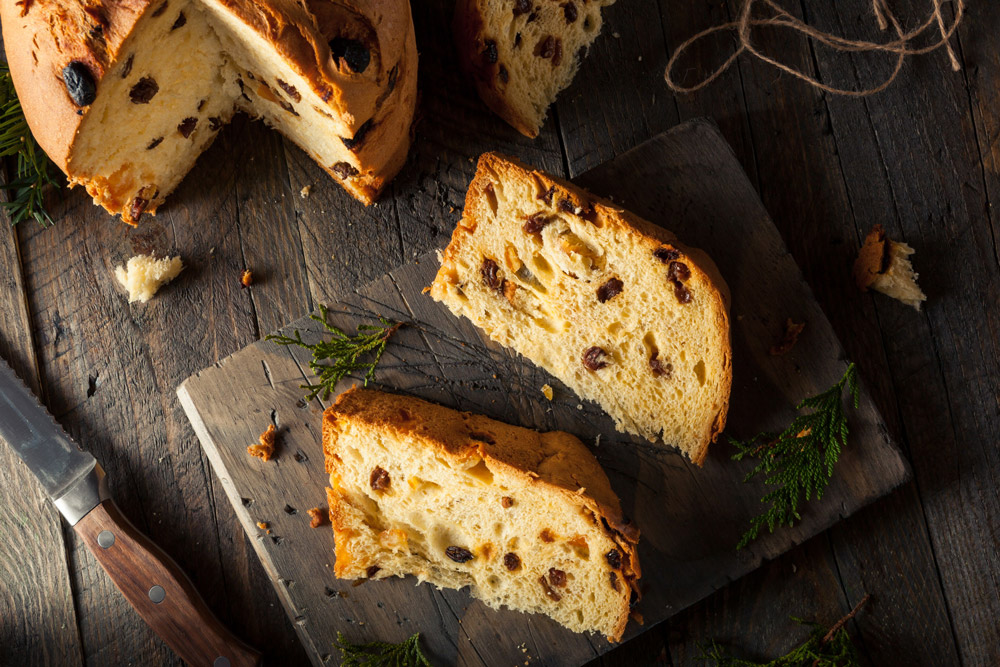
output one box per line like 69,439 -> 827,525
853,225 -> 927,311
114,254 -> 183,303
323,387 -> 640,641
455,0 -> 615,137
1,0 -> 418,223
430,153 -> 732,465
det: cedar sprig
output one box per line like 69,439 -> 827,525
334,631 -> 432,667
265,305 -> 402,401
0,61 -> 57,226
732,363 -> 859,549
698,595 -> 869,667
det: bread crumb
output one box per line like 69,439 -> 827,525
307,507 -> 329,528
769,318 -> 805,356
300,185 -> 312,198
257,521 -> 268,530
854,225 -> 926,310
240,269 -> 253,288
114,254 -> 183,303
248,424 -> 276,461
541,384 -> 553,400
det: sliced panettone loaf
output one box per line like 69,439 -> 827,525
430,153 -> 732,465
455,0 -> 615,138
0,0 -> 417,223
323,387 -> 641,641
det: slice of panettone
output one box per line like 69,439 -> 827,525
430,153 -> 732,465
323,387 -> 640,641
454,0 -> 616,138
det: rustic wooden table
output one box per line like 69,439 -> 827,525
0,1 -> 995,666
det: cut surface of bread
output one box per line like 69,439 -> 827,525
1,0 -> 417,223
853,224 -> 927,311
455,0 -> 615,137
430,153 -> 732,465
323,387 -> 640,641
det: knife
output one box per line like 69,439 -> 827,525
0,357 -> 260,667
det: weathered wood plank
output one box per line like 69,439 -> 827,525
0,212 -> 84,667
179,122 -> 908,666
12,121 -> 291,665
799,1 -> 1000,663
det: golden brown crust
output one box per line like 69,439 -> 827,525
323,386 -> 640,639
1,0 -> 417,219
1,0 -> 153,171
853,224 -> 889,290
437,153 -> 732,464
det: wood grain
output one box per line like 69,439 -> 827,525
0,217 -> 83,667
178,122 -> 909,666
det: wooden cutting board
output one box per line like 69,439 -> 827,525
177,120 -> 908,667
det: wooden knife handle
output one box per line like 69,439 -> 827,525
75,500 -> 261,667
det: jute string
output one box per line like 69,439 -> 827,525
664,0 -> 965,97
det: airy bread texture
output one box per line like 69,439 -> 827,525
455,0 -> 615,138
0,0 -> 417,224
324,387 -> 641,641
853,225 -> 927,311
430,153 -> 732,465
114,254 -> 183,303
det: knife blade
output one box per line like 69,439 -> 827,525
0,359 -> 107,524
0,357 -> 260,667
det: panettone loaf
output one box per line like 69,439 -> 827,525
454,0 -> 615,138
0,0 -> 417,224
323,387 -> 641,641
430,153 -> 732,465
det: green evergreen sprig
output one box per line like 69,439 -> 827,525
0,61 -> 57,226
732,363 -> 859,549
334,631 -> 431,667
698,595 -> 869,667
265,305 -> 402,401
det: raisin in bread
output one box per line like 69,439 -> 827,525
455,0 -> 615,138
324,387 -> 641,641
0,0 -> 417,224
430,153 -> 732,465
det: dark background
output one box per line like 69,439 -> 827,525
0,0 -> 996,665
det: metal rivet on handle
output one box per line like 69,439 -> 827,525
97,530 -> 115,549
213,658 -> 231,667
148,585 -> 166,604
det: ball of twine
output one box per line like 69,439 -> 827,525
664,0 -> 965,97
